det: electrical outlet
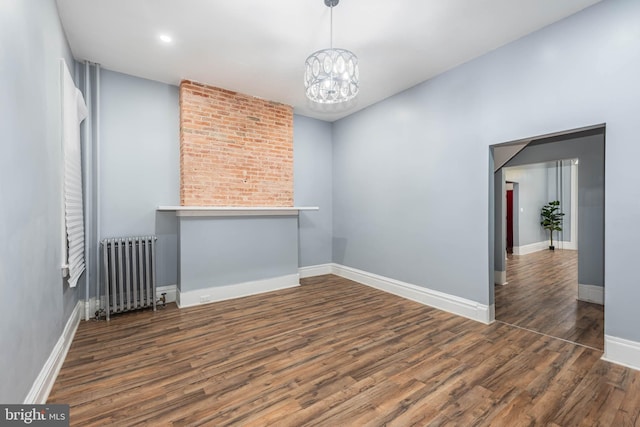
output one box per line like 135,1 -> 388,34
200,295 -> 211,304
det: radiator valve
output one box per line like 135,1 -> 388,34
158,293 -> 167,308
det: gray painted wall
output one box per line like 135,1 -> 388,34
0,0 -> 76,402
332,98 -> 491,299
294,115 -> 333,267
512,183 -> 521,247
506,161 -> 574,247
505,162 -> 558,246
493,168 -> 506,275
332,0 -> 637,341
178,217 -> 299,291
100,69 -> 180,288
545,161 -> 573,243
505,132 -> 605,287
549,163 -> 573,243
98,76 -> 333,286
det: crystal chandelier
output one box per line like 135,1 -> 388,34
304,0 -> 359,104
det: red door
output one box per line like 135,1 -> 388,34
506,189 -> 514,253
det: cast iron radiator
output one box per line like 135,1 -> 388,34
100,236 -> 157,320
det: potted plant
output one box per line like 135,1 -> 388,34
540,200 -> 565,250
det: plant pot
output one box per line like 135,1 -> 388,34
549,245 -> 555,251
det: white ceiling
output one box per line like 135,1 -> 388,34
56,0 -> 601,122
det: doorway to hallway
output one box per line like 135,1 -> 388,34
491,125 -> 605,350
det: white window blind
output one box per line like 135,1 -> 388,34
61,60 -> 88,288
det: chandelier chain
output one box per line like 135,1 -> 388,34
330,2 -> 333,49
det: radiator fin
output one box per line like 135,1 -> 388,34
101,236 -> 157,320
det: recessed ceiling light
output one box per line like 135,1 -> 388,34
159,34 -> 172,44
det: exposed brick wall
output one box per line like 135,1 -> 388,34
179,80 -> 293,206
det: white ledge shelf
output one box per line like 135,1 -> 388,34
157,206 -> 319,217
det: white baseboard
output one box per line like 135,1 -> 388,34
24,301 -> 82,404
177,274 -> 300,308
513,240 -> 576,255
513,241 -> 548,256
578,284 -> 604,305
299,264 -> 333,278
332,263 -> 493,324
603,335 -> 640,371
84,297 -> 92,320
157,284 -> 177,304
82,296 -> 102,320
495,270 -> 507,285
558,240 -> 578,250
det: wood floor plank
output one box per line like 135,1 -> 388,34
49,274 -> 639,426
496,249 -> 604,350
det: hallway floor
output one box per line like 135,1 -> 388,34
495,249 -> 604,350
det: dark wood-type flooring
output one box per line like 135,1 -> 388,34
496,249 -> 604,350
49,275 -> 638,426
